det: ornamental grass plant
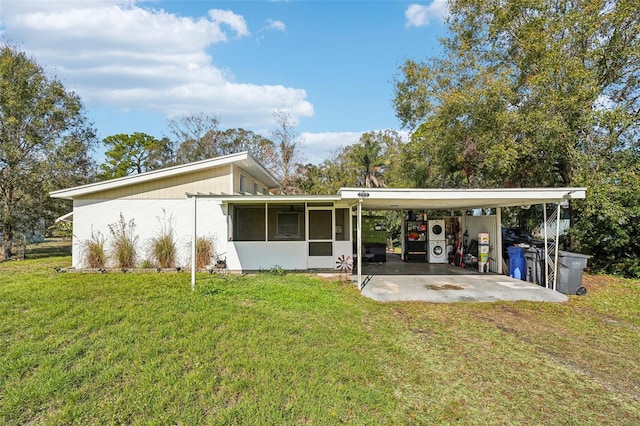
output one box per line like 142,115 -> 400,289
196,236 -> 215,269
82,229 -> 106,268
149,210 -> 177,269
107,213 -> 138,269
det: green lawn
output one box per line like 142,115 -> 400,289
1,256 -> 639,424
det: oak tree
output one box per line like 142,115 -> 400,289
0,45 -> 96,258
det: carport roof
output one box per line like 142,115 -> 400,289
188,187 -> 586,210
338,187 -> 586,210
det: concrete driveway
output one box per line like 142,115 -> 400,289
355,255 -> 568,303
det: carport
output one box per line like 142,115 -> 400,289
338,187 -> 587,295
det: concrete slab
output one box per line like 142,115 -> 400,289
355,255 -> 568,303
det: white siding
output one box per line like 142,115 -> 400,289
462,215 -> 500,272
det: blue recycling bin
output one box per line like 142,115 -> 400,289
508,246 -> 526,280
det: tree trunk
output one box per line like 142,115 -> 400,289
2,224 -> 13,260
2,191 -> 14,259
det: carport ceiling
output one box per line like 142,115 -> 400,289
338,187 -> 587,210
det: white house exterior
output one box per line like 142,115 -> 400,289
51,152 -> 587,286
50,152 -> 354,271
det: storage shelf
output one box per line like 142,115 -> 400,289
405,216 -> 427,262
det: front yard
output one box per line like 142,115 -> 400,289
1,255 -> 639,424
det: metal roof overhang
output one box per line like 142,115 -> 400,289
338,187 -> 586,210
187,187 -> 586,209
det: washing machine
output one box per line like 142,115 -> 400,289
429,241 -> 447,263
428,219 -> 445,241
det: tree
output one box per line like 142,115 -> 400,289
392,0 -> 640,275
296,148 -> 358,195
169,113 -> 221,164
348,132 -> 386,188
100,133 -> 173,179
270,109 -> 305,194
217,128 -> 276,170
0,44 -> 96,258
296,129 -> 407,194
347,130 -> 405,188
394,0 -> 640,189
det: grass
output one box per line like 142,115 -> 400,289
1,254 -> 639,424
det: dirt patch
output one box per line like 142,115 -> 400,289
425,284 -> 463,290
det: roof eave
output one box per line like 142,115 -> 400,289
50,151 -> 281,199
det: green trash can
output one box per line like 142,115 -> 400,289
556,251 -> 591,295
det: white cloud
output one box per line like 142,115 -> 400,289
209,9 -> 250,37
0,0 -> 313,128
264,18 -> 286,32
405,1 -> 448,27
300,131 -> 363,164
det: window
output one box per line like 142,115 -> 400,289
308,210 -> 332,240
335,208 -> 350,241
232,205 -> 265,241
253,183 -> 258,194
239,174 -> 247,193
268,204 -> 305,241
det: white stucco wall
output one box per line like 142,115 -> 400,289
71,198 -> 226,269
71,199 -> 354,272
227,242 -> 307,271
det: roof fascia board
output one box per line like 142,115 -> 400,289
236,156 -> 281,189
338,187 -> 586,203
50,151 -> 280,199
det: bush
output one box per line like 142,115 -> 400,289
108,213 -> 138,269
149,210 -> 177,269
139,259 -> 156,269
82,229 -> 106,268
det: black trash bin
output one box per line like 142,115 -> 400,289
524,247 -> 544,286
556,251 -> 591,295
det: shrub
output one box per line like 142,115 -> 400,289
139,259 -> 156,269
149,210 -> 177,269
54,221 -> 73,239
107,213 -> 138,269
196,236 -> 215,269
269,265 -> 286,276
82,229 -> 106,268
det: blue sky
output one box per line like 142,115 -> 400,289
1,0 -> 448,164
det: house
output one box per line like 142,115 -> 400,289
50,151 -> 586,290
50,151 -> 353,272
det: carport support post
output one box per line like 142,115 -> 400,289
356,191 -> 370,290
357,197 -> 363,290
543,203 -> 549,289
191,196 -> 197,291
496,207 -> 503,274
553,202 -> 561,291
